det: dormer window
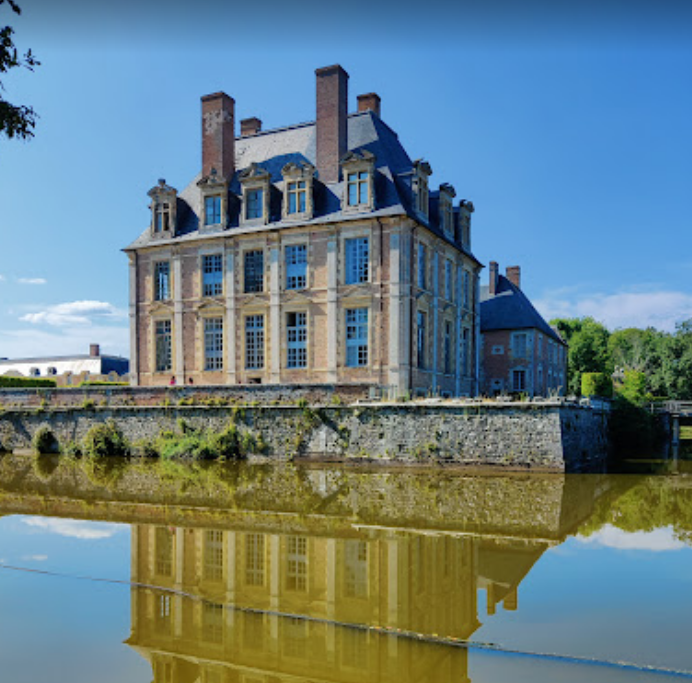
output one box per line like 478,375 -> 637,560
341,150 -> 375,212
281,161 -> 315,221
148,179 -> 178,237
239,163 -> 271,226
205,195 -> 222,225
287,181 -> 307,214
197,168 -> 229,230
439,183 -> 456,238
412,160 -> 432,221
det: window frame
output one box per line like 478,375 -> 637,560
155,319 -> 172,372
345,308 -> 369,368
244,249 -> 265,294
154,261 -> 171,301
285,244 -> 307,290
286,311 -> 308,369
203,317 -> 224,371
204,194 -> 222,226
245,314 -> 265,370
416,310 -> 427,369
202,253 -> 223,297
344,237 -> 370,285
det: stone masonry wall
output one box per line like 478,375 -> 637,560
0,401 -> 609,472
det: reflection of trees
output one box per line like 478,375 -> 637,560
578,477 -> 692,544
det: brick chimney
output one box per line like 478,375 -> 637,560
89,343 -> 100,357
357,92 -> 381,117
506,266 -> 521,289
240,117 -> 262,137
489,261 -> 499,296
201,92 -> 235,178
316,64 -> 349,184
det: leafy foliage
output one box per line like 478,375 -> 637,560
82,420 -> 130,459
581,372 -> 613,398
1,0 -> 40,140
31,425 -> 58,453
0,376 -> 56,387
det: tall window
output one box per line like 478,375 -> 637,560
416,175 -> 429,216
155,527 -> 173,577
287,312 -> 307,368
513,369 -> 526,392
155,320 -> 172,372
462,328 -> 470,376
347,171 -> 369,206
345,237 -> 369,284
285,244 -> 307,290
244,250 -> 264,293
203,530 -> 224,581
463,270 -> 470,308
287,180 -> 307,214
417,243 -> 426,289
245,315 -> 265,370
154,261 -> 170,301
346,308 -> 368,367
513,333 -> 527,359
202,603 -> 224,644
204,318 -> 223,371
245,534 -> 265,586
154,203 -> 170,232
344,540 -> 368,598
538,334 -> 543,357
286,536 -> 308,592
417,311 -> 426,369
202,254 -> 223,297
205,195 -> 221,225
444,321 -> 452,374
444,260 -> 452,300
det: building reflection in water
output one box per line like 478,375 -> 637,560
127,522 -> 547,683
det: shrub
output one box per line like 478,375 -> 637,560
581,372 -> 613,398
32,425 -> 59,454
78,381 -> 129,387
0,377 -> 56,388
82,420 -> 130,458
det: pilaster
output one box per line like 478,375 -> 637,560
327,236 -> 338,382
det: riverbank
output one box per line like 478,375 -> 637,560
0,397 -> 609,472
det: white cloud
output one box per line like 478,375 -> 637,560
575,524 -> 685,552
17,277 -> 47,285
21,517 -> 126,540
534,289 -> 692,332
21,554 -> 48,562
0,325 -> 129,358
0,274 -> 5,282
19,300 -> 126,327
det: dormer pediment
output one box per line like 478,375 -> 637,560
197,167 -> 229,189
341,149 -> 375,166
239,162 -> 271,182
150,301 -> 174,317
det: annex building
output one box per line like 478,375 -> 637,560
125,65 -> 482,397
480,263 -> 567,397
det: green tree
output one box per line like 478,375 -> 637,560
1,0 -> 39,140
551,317 -> 611,395
609,327 -> 668,396
660,320 -> 692,400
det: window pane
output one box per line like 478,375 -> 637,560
155,320 -> 172,372
154,262 -> 170,301
346,308 -> 368,367
245,315 -> 264,369
286,244 -> 307,290
202,254 -> 223,297
246,189 -> 263,220
244,250 -> 264,293
345,237 -> 369,284
287,311 -> 307,368
205,196 -> 221,225
204,317 -> 224,371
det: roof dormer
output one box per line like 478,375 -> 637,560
239,163 -> 271,226
281,161 -> 316,221
148,179 -> 178,238
412,159 -> 432,222
341,150 -> 376,213
439,182 -> 456,239
197,168 -> 229,230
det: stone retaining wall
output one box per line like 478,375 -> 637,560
0,400 -> 609,472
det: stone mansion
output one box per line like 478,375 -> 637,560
124,65 -> 482,396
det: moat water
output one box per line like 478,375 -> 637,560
0,454 -> 690,682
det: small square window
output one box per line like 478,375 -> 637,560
347,171 -> 369,206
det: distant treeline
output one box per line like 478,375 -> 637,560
551,317 -> 692,401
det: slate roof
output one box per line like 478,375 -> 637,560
125,111 -> 481,266
480,275 -> 565,344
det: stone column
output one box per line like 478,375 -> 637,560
172,252 -> 184,384
327,236 -> 338,382
128,254 -> 139,386
270,243 -> 281,382
225,245 -> 237,384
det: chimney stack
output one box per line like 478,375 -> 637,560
489,261 -> 499,296
89,343 -> 100,357
201,92 -> 235,178
357,92 -> 381,117
506,266 -> 521,289
316,64 -> 349,184
240,117 -> 262,137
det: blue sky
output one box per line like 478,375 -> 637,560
1,0 -> 691,358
